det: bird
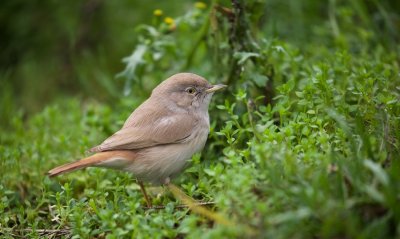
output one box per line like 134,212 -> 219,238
48,73 -> 227,207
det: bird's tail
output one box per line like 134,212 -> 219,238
47,150 -> 137,177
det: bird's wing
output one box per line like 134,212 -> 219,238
90,112 -> 196,152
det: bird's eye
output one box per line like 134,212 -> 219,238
186,87 -> 196,94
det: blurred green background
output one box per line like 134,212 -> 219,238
0,0 -> 191,126
2,0 -> 398,127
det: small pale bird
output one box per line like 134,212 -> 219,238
48,73 -> 226,207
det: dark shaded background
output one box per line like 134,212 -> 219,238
0,0 -> 190,118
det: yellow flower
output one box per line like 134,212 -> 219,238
164,17 -> 175,25
153,9 -> 163,16
195,2 -> 207,9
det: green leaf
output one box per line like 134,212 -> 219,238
233,51 -> 260,65
252,73 -> 270,87
364,160 -> 389,186
295,91 -> 304,98
117,44 -> 148,95
306,110 -> 316,114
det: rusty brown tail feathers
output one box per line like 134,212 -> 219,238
47,150 -> 137,177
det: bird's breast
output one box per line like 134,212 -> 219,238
124,121 -> 210,185
186,123 -> 209,153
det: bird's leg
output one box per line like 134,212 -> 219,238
163,177 -> 171,185
162,177 -> 171,203
138,181 -> 152,208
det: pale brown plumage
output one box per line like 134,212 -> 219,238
89,110 -> 196,152
48,73 -> 226,207
89,74 -> 211,152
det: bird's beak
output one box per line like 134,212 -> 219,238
205,84 -> 227,93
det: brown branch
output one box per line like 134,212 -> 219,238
143,201 -> 216,210
2,228 -> 71,238
214,5 -> 234,18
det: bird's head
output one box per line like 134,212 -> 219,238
151,73 -> 227,111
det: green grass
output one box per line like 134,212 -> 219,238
1,1 -> 400,238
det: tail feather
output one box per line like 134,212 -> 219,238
47,150 -> 137,177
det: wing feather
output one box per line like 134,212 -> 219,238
90,99 -> 196,152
